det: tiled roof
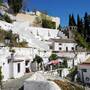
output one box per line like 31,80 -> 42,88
50,38 -> 76,43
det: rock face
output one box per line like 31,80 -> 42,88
24,72 -> 61,90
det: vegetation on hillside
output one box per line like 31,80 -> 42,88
40,13 -> 56,29
0,29 -> 28,47
69,12 -> 90,50
67,66 -> 78,82
3,13 -> 12,23
53,80 -> 84,90
73,30 -> 88,48
42,19 -> 56,29
0,13 -> 12,23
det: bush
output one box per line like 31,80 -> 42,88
42,19 -> 56,29
62,58 -> 68,68
0,29 -> 28,47
49,54 -> 58,61
73,30 -> 88,48
3,13 -> 12,23
33,55 -> 43,64
18,40 -> 28,47
67,66 -> 78,81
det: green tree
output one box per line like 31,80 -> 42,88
33,55 -> 43,70
0,0 -> 3,6
33,55 -> 43,64
8,0 -> 23,14
84,12 -> 90,42
69,14 -> 76,26
3,13 -> 12,23
77,14 -> 84,35
49,54 -> 58,61
42,19 -> 56,29
73,30 -> 88,48
68,66 -> 78,81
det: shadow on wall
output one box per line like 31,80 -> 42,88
19,85 -> 24,90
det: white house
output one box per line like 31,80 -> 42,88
78,57 -> 90,85
0,47 -> 34,81
48,38 -> 89,68
49,38 -> 77,52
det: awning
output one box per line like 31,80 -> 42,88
48,60 -> 61,65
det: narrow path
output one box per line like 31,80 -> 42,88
2,73 -> 33,90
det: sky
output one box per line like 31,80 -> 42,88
4,0 -> 90,26
24,0 -> 90,26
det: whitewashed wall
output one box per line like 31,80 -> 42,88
54,42 -> 76,51
13,61 -> 25,78
78,65 -> 90,84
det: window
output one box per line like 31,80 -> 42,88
25,60 -> 29,66
17,63 -> 20,73
81,69 -> 87,72
59,47 -> 62,50
59,43 -> 62,45
66,47 -> 68,52
72,47 -> 74,51
50,46 -> 53,49
86,77 -> 89,81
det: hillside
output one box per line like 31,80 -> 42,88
0,29 -> 28,47
53,80 -> 84,90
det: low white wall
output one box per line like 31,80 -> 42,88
13,61 -> 25,78
78,65 -> 90,84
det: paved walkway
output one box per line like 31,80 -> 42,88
85,87 -> 90,90
2,73 -> 33,90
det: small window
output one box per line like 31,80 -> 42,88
59,43 -> 62,45
17,63 -> 20,73
66,47 -> 68,52
82,69 -> 87,72
25,60 -> 29,66
50,46 -> 53,49
72,47 -> 74,51
86,77 -> 89,81
59,47 -> 62,50
8,59 -> 11,63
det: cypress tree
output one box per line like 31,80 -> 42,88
72,14 -> 76,26
8,0 -> 23,14
69,14 -> 72,26
69,14 -> 76,26
77,14 -> 83,35
84,12 -> 89,40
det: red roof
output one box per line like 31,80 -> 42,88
48,60 -> 61,65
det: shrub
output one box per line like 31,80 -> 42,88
42,19 -> 56,29
33,55 -> 43,64
49,54 -> 58,61
3,13 -> 12,23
